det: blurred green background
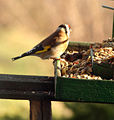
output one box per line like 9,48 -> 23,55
0,0 -> 114,120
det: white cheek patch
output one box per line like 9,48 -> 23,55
65,24 -> 70,38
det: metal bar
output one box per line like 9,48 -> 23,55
102,5 -> 114,10
68,41 -> 91,51
112,13 -> 114,38
53,60 -> 61,96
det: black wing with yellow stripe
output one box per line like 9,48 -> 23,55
12,44 -> 51,61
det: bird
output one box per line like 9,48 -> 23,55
12,24 -> 71,61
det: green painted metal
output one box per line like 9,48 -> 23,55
56,77 -> 114,103
102,5 -> 114,10
92,63 -> 113,79
68,41 -> 92,51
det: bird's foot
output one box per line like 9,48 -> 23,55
50,57 -> 61,61
49,57 -> 61,64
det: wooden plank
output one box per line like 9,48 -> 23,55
56,77 -> 114,103
0,74 -> 53,120
0,74 -> 54,100
30,100 -> 52,120
0,74 -> 114,104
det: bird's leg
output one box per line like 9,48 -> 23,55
50,57 -> 61,61
49,57 -> 61,65
50,57 -> 66,65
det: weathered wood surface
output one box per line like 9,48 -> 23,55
56,77 -> 114,104
30,100 -> 52,120
0,74 -> 53,120
0,74 -> 114,104
0,74 -> 54,100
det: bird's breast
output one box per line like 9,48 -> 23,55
51,40 -> 69,57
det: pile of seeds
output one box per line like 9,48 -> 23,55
92,38 -> 114,64
60,38 -> 114,80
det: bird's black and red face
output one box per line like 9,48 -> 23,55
58,24 -> 71,37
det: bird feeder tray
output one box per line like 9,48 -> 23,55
92,62 -> 113,80
54,41 -> 114,103
61,41 -> 113,79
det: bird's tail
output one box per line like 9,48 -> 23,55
12,52 -> 29,61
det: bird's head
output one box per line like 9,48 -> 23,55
58,24 -> 72,38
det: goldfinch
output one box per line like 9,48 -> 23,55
12,24 -> 71,61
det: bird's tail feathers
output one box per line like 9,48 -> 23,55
12,52 -> 29,61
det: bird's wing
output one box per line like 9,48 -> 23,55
28,44 -> 51,55
31,31 -> 59,54
12,43 -> 51,61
